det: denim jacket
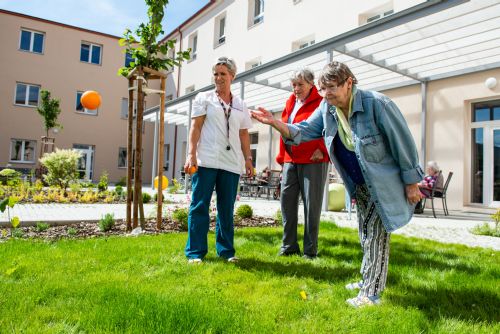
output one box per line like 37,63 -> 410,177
286,87 -> 424,232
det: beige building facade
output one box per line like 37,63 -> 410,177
0,9 -> 156,183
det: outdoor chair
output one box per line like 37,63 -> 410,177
263,170 -> 281,200
422,171 -> 453,218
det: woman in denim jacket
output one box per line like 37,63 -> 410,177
252,61 -> 424,308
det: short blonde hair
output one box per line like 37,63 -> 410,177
213,56 -> 237,77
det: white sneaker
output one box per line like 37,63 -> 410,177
227,257 -> 239,263
346,296 -> 381,308
345,281 -> 363,290
188,258 -> 202,264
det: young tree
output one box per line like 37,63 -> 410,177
36,90 -> 62,137
117,0 -> 190,78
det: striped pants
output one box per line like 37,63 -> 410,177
356,184 -> 391,298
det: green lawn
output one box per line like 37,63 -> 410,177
0,223 -> 498,333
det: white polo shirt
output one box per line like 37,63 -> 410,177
192,90 -> 253,175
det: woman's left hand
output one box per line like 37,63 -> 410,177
310,149 -> 324,162
245,160 -> 253,177
405,183 -> 422,205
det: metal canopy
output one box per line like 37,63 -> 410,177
145,0 -> 500,123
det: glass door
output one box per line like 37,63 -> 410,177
73,144 -> 94,180
493,128 -> 500,206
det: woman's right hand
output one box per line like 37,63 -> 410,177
251,107 -> 275,125
184,153 -> 197,173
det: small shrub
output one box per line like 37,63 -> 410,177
35,222 -> 49,232
39,149 -> 81,190
168,178 -> 181,194
274,209 -> 283,225
236,204 -> 253,219
153,192 -> 165,202
97,171 -> 109,192
11,228 -> 24,238
34,179 -> 44,191
114,185 -> 124,197
32,192 -> 47,203
115,176 -> 127,187
0,169 -> 21,186
67,227 -> 77,236
69,182 -> 81,194
142,192 -> 152,203
470,223 -> 500,237
98,213 -> 115,232
172,208 -> 188,231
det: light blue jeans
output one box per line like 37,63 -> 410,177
185,167 -> 240,260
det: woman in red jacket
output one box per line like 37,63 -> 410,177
277,68 -> 329,259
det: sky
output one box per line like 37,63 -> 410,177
0,0 -> 209,37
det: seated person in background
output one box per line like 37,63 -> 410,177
260,166 -> 270,184
414,161 -> 443,213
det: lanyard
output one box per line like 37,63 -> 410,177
216,91 -> 233,150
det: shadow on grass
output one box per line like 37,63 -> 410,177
235,257 -> 356,283
388,284 -> 500,323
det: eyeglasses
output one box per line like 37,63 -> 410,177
318,81 -> 346,95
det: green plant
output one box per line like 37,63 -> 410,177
114,185 -> 124,197
274,209 -> 283,225
39,149 -> 81,191
153,192 -> 165,202
172,207 -> 188,231
0,196 -> 20,229
35,222 -> 49,232
97,171 -> 109,192
98,213 -> 115,232
0,168 -> 22,186
236,204 -> 253,219
168,178 -> 181,194
115,176 -> 127,187
36,90 -> 62,137
142,192 -> 152,203
67,227 -> 77,236
11,228 -> 24,238
492,208 -> 500,230
69,182 -> 81,194
117,0 -> 190,78
34,179 -> 44,191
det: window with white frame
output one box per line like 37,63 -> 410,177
292,35 -> 315,52
214,13 -> 226,46
19,29 -> 44,54
163,144 -> 170,171
249,0 -> 264,26
249,132 -> 258,167
15,83 -> 40,106
359,2 -> 394,25
80,42 -> 102,65
188,33 -> 198,61
118,147 -> 127,168
10,139 -> 36,163
185,85 -> 195,94
76,91 -> 98,115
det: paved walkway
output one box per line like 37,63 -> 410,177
1,194 -> 498,250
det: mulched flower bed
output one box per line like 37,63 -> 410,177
1,216 -> 280,241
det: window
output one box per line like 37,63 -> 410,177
118,147 -> 127,168
124,52 -> 134,67
163,144 -> 170,171
251,0 -> 265,25
188,33 -> 198,61
10,139 -> 36,163
359,3 -> 394,25
166,94 -> 174,102
76,91 -> 98,115
15,83 -> 40,106
80,42 -> 102,65
19,29 -> 44,53
292,35 -> 315,52
245,58 -> 262,70
214,14 -> 226,46
185,85 -> 195,94
249,132 -> 258,167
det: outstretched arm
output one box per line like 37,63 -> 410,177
251,108 -> 291,139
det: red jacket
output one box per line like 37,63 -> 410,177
276,86 -> 329,165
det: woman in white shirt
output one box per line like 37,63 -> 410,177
184,57 -> 253,264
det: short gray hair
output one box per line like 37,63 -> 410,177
318,61 -> 358,86
289,68 -> 315,85
213,56 -> 237,76
427,161 -> 440,173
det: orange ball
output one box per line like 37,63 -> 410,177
81,90 -> 101,110
188,166 -> 197,175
